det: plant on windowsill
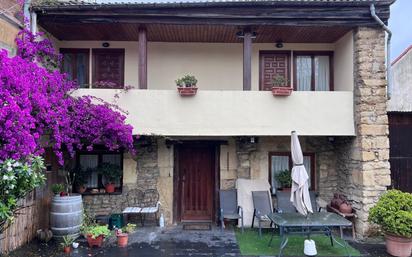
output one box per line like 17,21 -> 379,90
51,183 -> 66,197
116,223 -> 136,247
82,224 -> 111,248
272,75 -> 292,96
368,190 -> 412,257
176,75 -> 198,96
73,168 -> 89,194
275,169 -> 292,191
98,162 -> 121,193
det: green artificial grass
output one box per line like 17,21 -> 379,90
235,229 -> 361,256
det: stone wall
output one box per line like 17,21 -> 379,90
336,27 -> 391,237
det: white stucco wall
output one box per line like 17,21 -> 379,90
334,32 -> 354,91
388,47 -> 412,112
74,89 -> 355,136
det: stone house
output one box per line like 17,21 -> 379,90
31,0 -> 394,238
388,45 -> 412,193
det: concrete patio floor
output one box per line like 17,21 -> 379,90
1,227 -> 392,257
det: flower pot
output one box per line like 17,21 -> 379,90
339,202 -> 353,214
117,233 -> 129,247
177,86 -> 198,96
278,187 -> 291,192
105,183 -> 115,193
87,234 -> 104,248
60,192 -> 68,197
272,86 -> 292,96
385,233 -> 412,257
63,246 -> 71,253
76,185 -> 87,194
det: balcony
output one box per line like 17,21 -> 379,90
75,89 -> 355,136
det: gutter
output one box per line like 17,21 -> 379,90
370,3 -> 392,99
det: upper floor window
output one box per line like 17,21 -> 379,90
294,52 -> 333,91
60,48 -> 125,89
268,152 -> 315,195
61,48 -> 90,88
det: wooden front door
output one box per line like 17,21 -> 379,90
177,144 -> 216,221
259,52 -> 290,91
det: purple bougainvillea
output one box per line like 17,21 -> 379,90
0,28 -> 134,164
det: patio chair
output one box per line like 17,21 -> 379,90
122,188 -> 144,224
251,190 -> 275,237
219,189 -> 244,233
140,189 -> 161,226
275,191 -> 320,213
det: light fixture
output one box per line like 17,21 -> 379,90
276,41 -> 284,48
102,42 -> 110,48
236,31 -> 257,39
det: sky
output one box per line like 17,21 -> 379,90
389,0 -> 412,61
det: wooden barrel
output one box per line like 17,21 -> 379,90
50,194 -> 83,238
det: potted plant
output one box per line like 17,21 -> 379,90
275,169 -> 292,191
176,75 -> 198,96
82,224 -> 111,248
60,235 -> 74,253
116,223 -> 136,247
73,168 -> 88,194
369,190 -> 412,257
272,74 -> 292,96
98,162 -> 121,193
51,183 -> 66,196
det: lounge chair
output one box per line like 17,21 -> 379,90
251,190 -> 275,237
219,189 -> 244,233
275,191 -> 320,213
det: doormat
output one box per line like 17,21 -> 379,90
182,222 -> 212,231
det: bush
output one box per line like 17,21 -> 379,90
368,190 -> 412,238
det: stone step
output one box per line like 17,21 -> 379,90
182,220 -> 212,231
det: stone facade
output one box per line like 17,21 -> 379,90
336,27 -> 391,237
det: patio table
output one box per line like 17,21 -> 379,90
267,212 -> 353,257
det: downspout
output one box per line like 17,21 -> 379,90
370,3 -> 392,99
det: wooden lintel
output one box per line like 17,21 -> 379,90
138,26 -> 147,89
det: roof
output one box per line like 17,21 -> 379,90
33,0 -> 395,8
392,45 -> 412,66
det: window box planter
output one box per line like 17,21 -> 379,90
177,86 -> 198,96
272,86 -> 293,96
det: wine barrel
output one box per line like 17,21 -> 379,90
50,194 -> 83,238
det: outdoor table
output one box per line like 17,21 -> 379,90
267,212 -> 353,257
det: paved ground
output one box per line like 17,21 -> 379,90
2,227 -> 392,257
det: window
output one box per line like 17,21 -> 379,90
77,150 -> 123,193
294,52 -> 333,91
61,48 -> 90,88
269,152 -> 315,194
92,49 -> 125,88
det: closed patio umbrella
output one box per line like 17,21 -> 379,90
290,131 -> 313,216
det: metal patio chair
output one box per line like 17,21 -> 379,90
251,190 -> 275,237
122,188 -> 144,224
219,189 -> 244,233
140,189 -> 161,226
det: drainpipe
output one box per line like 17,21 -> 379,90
370,3 -> 392,99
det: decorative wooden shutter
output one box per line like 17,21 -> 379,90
92,49 -> 125,88
260,52 -> 290,91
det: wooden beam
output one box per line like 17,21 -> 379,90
243,30 -> 252,91
138,26 -> 147,89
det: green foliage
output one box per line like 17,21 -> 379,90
83,224 -> 111,239
97,162 -> 121,183
73,168 -> 89,186
368,190 -> 412,238
60,235 -> 75,247
0,156 -> 45,232
272,74 -> 289,87
122,223 -> 136,234
275,169 -> 292,188
51,183 -> 65,194
175,75 -> 198,87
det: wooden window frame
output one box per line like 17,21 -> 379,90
76,149 -> 124,195
92,48 -> 125,89
293,51 -> 334,91
259,51 -> 292,91
60,48 -> 90,87
268,152 -> 316,194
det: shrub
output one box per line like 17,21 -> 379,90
368,190 -> 412,238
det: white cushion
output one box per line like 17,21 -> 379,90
123,207 -> 142,213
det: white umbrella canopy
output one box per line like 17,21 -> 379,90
290,131 -> 313,216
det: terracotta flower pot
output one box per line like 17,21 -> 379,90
60,192 -> 68,197
272,86 -> 292,96
76,185 -> 87,194
105,183 -> 115,193
385,233 -> 412,257
339,202 -> 353,214
117,233 -> 129,247
177,86 -> 198,96
87,234 -> 104,248
63,246 -> 71,253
